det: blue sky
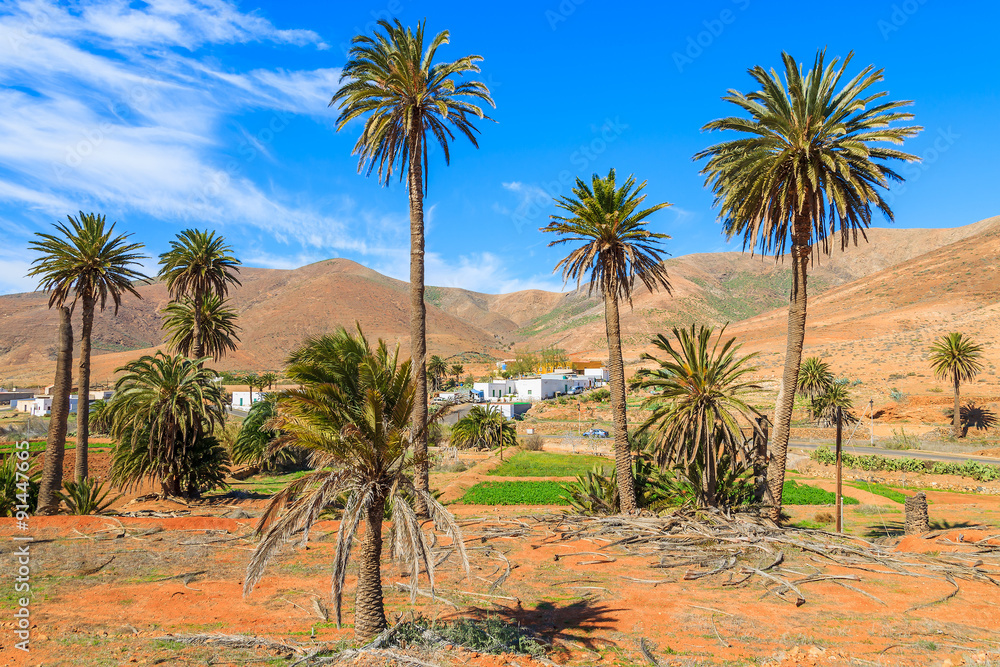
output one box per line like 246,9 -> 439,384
0,0 -> 997,296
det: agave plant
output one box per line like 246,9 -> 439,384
55,478 -> 120,515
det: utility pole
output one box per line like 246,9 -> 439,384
836,406 -> 843,533
870,398 -> 874,446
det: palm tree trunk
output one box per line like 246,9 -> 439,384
704,435 -> 717,507
193,293 -> 204,359
354,493 -> 387,641
604,292 -> 637,514
408,143 -> 430,518
38,307 -> 73,514
75,292 -> 95,482
766,230 -> 811,521
953,372 -> 962,438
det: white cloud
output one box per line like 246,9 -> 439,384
373,250 -> 567,295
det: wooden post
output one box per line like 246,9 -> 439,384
835,406 -> 843,533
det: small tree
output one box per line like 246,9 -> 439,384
797,357 -> 834,400
428,355 -> 447,391
451,405 -> 517,460
450,364 -> 465,383
929,333 -> 984,438
243,327 -> 467,640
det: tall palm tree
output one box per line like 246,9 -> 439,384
243,327 -> 467,640
542,169 -> 672,514
427,355 -> 447,391
157,229 -> 242,360
161,294 -> 241,361
929,332 -> 984,438
797,356 -> 834,399
631,325 -> 761,507
28,212 -> 148,482
450,405 -> 517,460
695,50 -> 921,520
331,19 -> 494,515
450,363 -> 464,384
105,352 -> 225,496
36,307 -> 73,514
259,372 -> 279,390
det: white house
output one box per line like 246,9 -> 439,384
16,395 -> 79,416
485,402 -> 531,419
473,379 -> 517,400
474,374 -> 595,402
583,367 -> 610,382
231,391 -> 265,410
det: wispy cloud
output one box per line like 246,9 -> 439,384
373,250 -> 567,295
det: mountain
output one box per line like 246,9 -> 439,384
1,216 -> 997,387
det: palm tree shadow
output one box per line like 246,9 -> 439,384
475,597 -> 622,652
929,519 -> 985,531
863,520 -> 905,540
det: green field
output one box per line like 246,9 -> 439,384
459,481 -> 570,505
783,480 -> 860,506
846,481 -> 908,504
488,451 -> 612,477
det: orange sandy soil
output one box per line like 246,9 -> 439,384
3,493 -> 1000,667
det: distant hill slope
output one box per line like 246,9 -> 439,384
1,216 -> 996,386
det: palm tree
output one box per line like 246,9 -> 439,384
157,229 -> 242,360
450,405 -> 517,460
243,327 -> 467,640
797,357 -> 834,400
631,325 -> 762,507
231,395 -> 302,473
36,307 -> 73,514
695,50 -> 921,520
450,363 -> 465,384
28,212 -> 148,483
260,372 -> 279,390
542,169 -> 672,514
161,294 -> 241,361
810,383 -> 856,427
427,355 -> 447,391
331,19 -> 494,515
929,332 -> 984,438
105,352 -> 226,496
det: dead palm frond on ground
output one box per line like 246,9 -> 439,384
243,326 -> 468,640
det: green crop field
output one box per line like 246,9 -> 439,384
488,451 -> 612,478
459,481 -> 570,505
782,480 -> 860,506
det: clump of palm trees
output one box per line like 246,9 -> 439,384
28,212 -> 148,512
243,326 -> 467,640
451,405 -> 517,460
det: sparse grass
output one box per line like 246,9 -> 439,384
229,469 -> 313,495
488,451 -> 612,477
846,481 -> 908,504
460,480 -> 570,505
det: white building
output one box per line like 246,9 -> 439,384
474,373 -> 596,402
16,395 -> 79,416
231,391 -> 265,410
583,367 -> 610,382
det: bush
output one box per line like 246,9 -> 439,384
812,446 -> 1000,482
56,478 -> 119,515
882,427 -> 917,450
520,433 -> 544,451
889,388 -> 906,402
395,616 -> 545,657
930,460 -> 1000,482
0,452 -> 39,516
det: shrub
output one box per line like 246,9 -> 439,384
883,427 -> 917,450
0,453 -> 39,516
889,388 -> 906,402
812,446 -> 926,472
56,478 -> 119,515
395,616 -> 545,657
520,433 -> 544,451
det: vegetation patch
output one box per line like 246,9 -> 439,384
488,451 -> 612,477
782,480 -> 859,506
460,480 -> 570,505
394,616 -> 546,657
846,481 -> 908,504
813,446 -> 1000,482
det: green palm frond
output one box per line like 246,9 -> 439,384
632,325 -> 762,495
929,332 -> 983,384
695,50 -> 922,256
541,168 -> 671,303
450,406 -> 517,451
330,19 -> 495,190
161,294 -> 241,361
157,229 -> 242,300
797,357 -> 834,398
28,211 -> 148,311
